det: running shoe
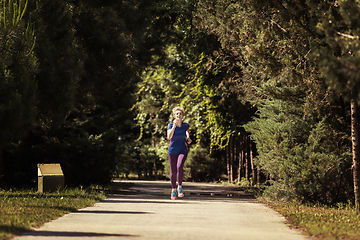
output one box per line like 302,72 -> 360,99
178,186 -> 184,197
171,189 -> 177,200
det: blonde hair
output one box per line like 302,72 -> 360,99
172,106 -> 184,117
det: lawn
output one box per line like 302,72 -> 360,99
271,201 -> 360,240
0,187 -> 106,240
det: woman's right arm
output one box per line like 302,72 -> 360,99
167,123 -> 176,140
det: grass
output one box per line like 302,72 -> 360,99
269,201 -> 360,240
0,187 -> 106,240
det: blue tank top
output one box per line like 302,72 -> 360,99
167,122 -> 189,155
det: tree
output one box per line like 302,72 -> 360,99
350,100 -> 360,210
0,0 -> 37,177
3,0 -> 177,186
26,0 -> 84,125
245,78 -> 349,202
193,0 -> 353,203
315,0 -> 360,210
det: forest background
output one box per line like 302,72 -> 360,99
1,0 -> 360,208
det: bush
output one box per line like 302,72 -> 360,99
246,97 -> 352,204
186,147 -> 225,182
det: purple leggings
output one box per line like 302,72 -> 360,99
169,152 -> 188,189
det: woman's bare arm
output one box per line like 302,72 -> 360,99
186,129 -> 192,144
167,123 -> 176,140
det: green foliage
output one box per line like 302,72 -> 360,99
132,43 -> 241,181
27,0 -> 84,124
0,0 -> 37,145
116,141 -> 165,179
2,0 -> 172,186
246,79 -> 351,203
186,147 -> 225,182
4,124 -> 119,186
315,0 -> 360,104
71,0 -> 139,109
134,65 -> 182,141
192,0 -> 354,204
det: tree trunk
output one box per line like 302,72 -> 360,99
226,145 -> 231,183
152,134 -> 156,175
245,136 -> 249,182
0,145 -> 3,181
229,135 -> 234,183
351,99 -> 360,212
233,136 -> 237,182
238,136 -> 244,183
250,139 -> 255,186
238,150 -> 242,182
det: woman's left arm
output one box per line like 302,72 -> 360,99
186,129 -> 192,144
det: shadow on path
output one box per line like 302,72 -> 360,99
74,210 -> 153,214
110,179 -> 259,203
20,230 -> 138,238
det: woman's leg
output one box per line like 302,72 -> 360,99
168,154 -> 178,189
177,152 -> 188,187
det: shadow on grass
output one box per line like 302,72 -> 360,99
0,225 -> 29,235
25,205 -> 78,212
0,192 -> 102,200
49,206 -> 78,212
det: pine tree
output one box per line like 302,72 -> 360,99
27,0 -> 84,125
245,73 -> 348,202
0,0 -> 37,177
316,0 -> 360,210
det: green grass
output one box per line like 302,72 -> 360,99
0,187 -> 106,240
270,201 -> 360,240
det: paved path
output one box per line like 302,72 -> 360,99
13,180 -> 310,240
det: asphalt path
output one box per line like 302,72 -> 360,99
13,180 -> 310,240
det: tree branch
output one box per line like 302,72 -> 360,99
274,0 -> 316,37
336,31 -> 359,40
